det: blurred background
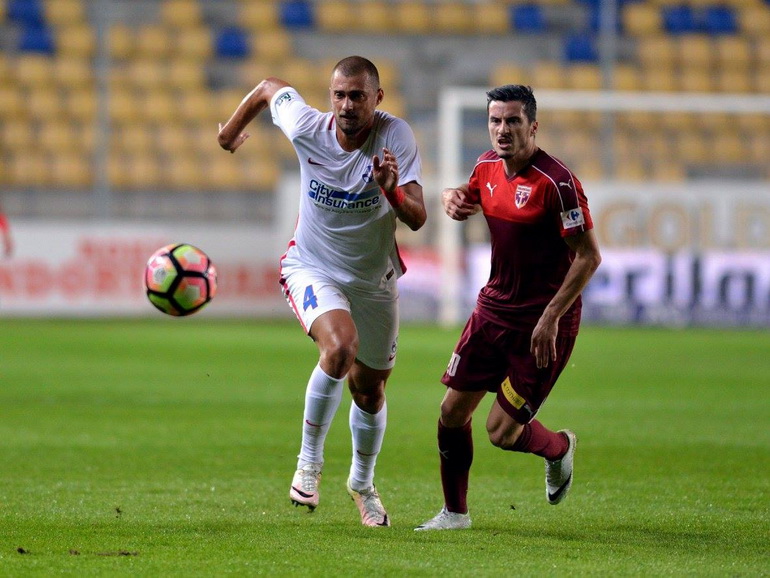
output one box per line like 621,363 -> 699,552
0,0 -> 768,325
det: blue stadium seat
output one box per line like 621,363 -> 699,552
280,0 -> 315,30
215,27 -> 250,59
564,34 -> 598,63
663,5 -> 698,34
510,5 -> 545,33
588,6 -> 622,33
703,6 -> 737,35
18,25 -> 56,54
7,0 -> 46,26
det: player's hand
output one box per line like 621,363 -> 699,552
442,188 -> 480,221
372,147 -> 399,193
531,316 -> 558,369
218,122 -> 249,153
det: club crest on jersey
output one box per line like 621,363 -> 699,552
361,164 -> 374,184
515,185 -> 532,208
561,207 -> 585,229
275,92 -> 292,107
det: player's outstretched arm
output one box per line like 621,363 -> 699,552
217,77 -> 290,153
373,147 -> 427,231
442,185 -> 480,221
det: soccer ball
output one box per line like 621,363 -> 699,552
144,243 -> 217,316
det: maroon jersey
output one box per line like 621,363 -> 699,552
466,148 -> 593,335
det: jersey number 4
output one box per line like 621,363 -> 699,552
303,285 -> 318,311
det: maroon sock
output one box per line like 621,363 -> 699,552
438,419 -> 473,514
510,420 -> 568,461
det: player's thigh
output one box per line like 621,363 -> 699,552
348,290 -> 399,372
495,333 -> 576,424
281,267 -> 351,336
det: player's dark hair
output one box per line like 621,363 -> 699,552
333,56 -> 380,89
486,85 -> 537,122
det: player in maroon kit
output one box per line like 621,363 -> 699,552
415,85 -> 602,530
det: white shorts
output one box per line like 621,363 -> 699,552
280,265 -> 400,370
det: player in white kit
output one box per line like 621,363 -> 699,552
218,56 -> 426,527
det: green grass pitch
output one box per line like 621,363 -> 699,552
1,319 -> 767,576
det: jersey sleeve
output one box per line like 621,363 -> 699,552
385,117 -> 423,188
269,86 -> 316,142
551,175 -> 593,238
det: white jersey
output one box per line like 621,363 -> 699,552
270,86 -> 422,293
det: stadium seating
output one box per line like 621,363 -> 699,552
0,0 -> 768,200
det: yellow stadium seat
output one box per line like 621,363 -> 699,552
746,133 -> 769,165
167,60 -> 206,90
651,161 -> 686,182
676,131 -> 709,164
111,124 -> 153,155
38,121 -> 78,152
53,56 -> 94,88
490,63 -> 529,89
611,64 -> 642,91
14,54 -> 55,88
44,0 -> 86,25
206,154 -> 247,191
8,153 -> 52,187
435,3 -> 474,34
26,88 -> 63,120
755,37 -> 770,67
640,67 -> 678,92
160,0 -> 203,28
108,90 -> 140,125
379,93 -> 406,119
714,37 -> 752,71
156,126 -> 193,156
676,35 -> 714,71
55,23 -> 95,58
252,30 -> 293,62
474,3 -> 510,35
637,36 -> 677,70
714,129 -> 748,164
139,89 -> 178,123
355,1 -> 396,33
660,111 -> 697,132
135,25 -> 172,60
0,86 -> 26,119
567,64 -> 602,90
0,54 -> 13,85
615,158 -> 646,181
396,1 -> 431,34
739,5 -> 770,37
316,1 -> 354,32
166,154 -> 205,190
51,153 -> 92,188
239,60 -> 273,90
715,69 -> 753,94
126,154 -> 162,190
679,68 -> 714,93
623,3 -> 663,36
280,58 -> 323,95
238,156 -> 280,190
530,61 -> 568,90
617,110 -> 656,132
173,26 -> 213,61
127,59 -> 167,90
1,120 -> 34,151
108,24 -> 135,60
239,1 -> 280,32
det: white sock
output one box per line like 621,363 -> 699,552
348,400 -> 387,490
297,364 -> 345,468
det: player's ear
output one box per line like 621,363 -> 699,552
376,88 -> 384,106
530,120 -> 538,137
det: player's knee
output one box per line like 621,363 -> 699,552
320,339 -> 358,377
439,401 -> 472,429
487,425 -> 520,450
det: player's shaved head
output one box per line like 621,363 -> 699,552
333,56 -> 380,90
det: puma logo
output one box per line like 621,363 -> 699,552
559,181 -> 572,189
486,182 -> 497,197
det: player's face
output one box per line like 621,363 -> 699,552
330,71 -> 383,138
487,100 -> 537,160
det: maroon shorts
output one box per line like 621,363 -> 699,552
441,310 -> 576,423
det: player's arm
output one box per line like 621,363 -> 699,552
217,77 -> 290,153
531,229 -> 602,368
373,147 -> 427,231
442,184 -> 481,221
